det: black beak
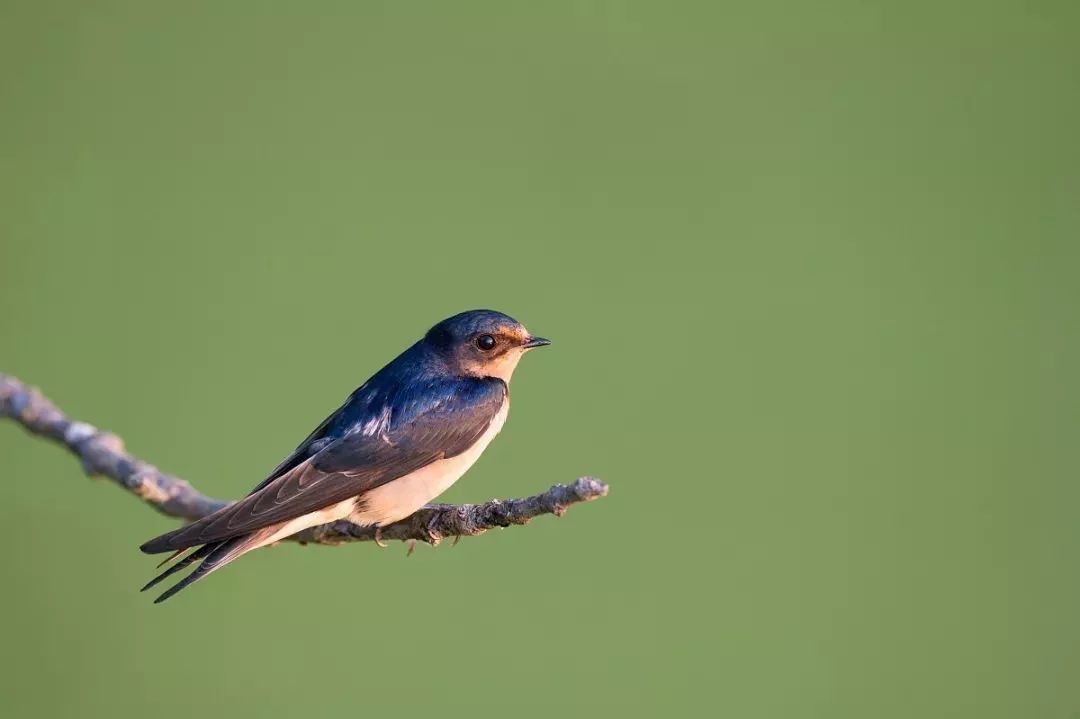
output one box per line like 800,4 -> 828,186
522,336 -> 551,349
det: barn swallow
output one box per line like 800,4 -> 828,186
139,309 -> 549,602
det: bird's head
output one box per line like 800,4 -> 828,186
425,309 -> 550,382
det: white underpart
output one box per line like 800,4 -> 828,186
244,398 -> 510,551
254,497 -> 359,549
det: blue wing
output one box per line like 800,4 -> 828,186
140,376 -> 506,553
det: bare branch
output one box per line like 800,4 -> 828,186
0,373 -> 607,547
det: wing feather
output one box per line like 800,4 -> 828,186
140,377 -> 506,553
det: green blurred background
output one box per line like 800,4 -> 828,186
2,1 -> 1078,717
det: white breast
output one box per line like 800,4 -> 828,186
347,399 -> 510,527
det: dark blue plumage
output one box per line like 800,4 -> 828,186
259,340 -> 501,489
139,310 -> 549,602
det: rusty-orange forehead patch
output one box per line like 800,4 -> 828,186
497,326 -> 529,345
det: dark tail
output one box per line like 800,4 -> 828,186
143,529 -> 273,603
141,544 -> 217,593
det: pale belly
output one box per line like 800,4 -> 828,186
256,497 -> 359,548
253,400 -> 509,548
349,400 -> 509,527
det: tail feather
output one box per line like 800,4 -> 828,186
147,526 -> 278,603
152,539 -> 243,604
141,544 -> 216,592
156,548 -> 188,568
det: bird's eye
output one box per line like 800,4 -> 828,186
475,334 -> 497,351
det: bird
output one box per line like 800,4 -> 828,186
139,309 -> 550,603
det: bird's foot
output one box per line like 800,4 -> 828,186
424,514 -> 444,546
373,526 -> 388,548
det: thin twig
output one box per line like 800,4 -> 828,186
0,373 -> 607,547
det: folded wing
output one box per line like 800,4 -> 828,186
140,377 -> 506,554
